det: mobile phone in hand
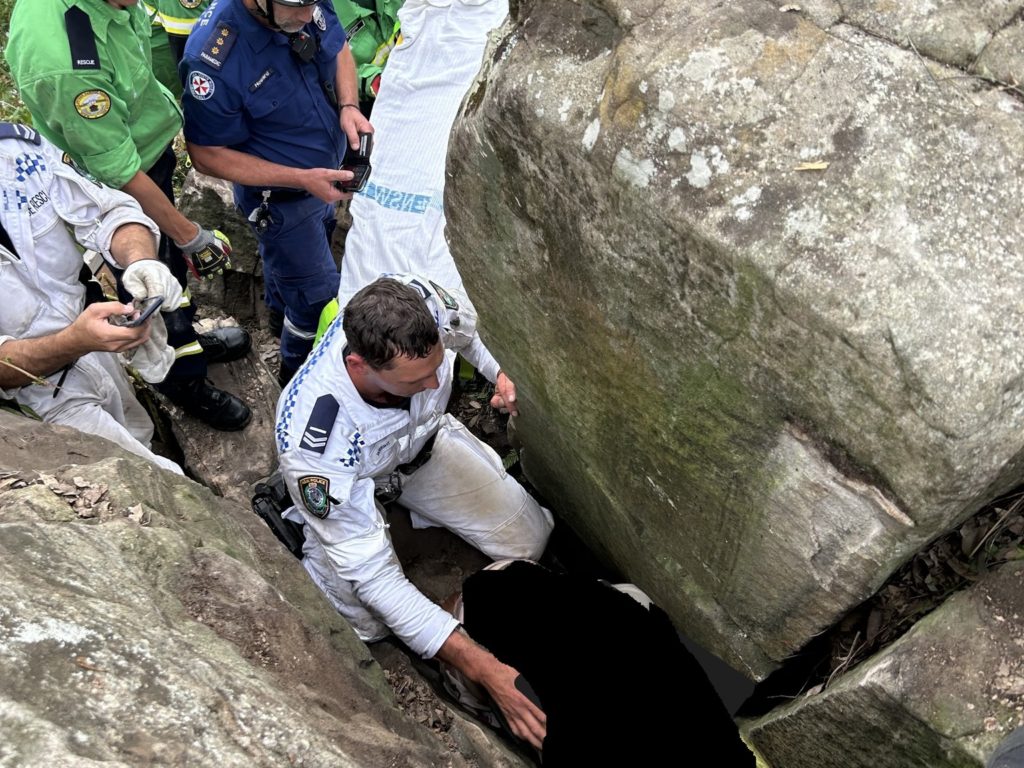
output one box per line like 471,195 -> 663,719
335,131 -> 373,193
109,295 -> 164,327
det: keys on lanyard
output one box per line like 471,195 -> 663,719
247,190 -> 273,234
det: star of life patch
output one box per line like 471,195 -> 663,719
74,90 -> 111,119
188,71 -> 216,101
299,475 -> 331,519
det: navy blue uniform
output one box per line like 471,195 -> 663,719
181,0 -> 347,371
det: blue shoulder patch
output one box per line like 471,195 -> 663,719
299,394 -> 340,454
198,22 -> 237,70
0,123 -> 40,145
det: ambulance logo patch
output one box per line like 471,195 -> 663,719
299,475 -> 331,519
179,0 -> 203,7
313,5 -> 326,30
74,90 -> 111,119
189,71 -> 215,101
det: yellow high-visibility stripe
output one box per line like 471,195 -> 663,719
156,11 -> 200,36
179,288 -> 192,309
174,341 -> 204,359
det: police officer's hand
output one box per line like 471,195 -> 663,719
66,302 -> 151,354
121,260 -> 184,310
303,167 -> 356,203
175,224 -> 232,279
340,105 -> 373,152
491,370 -> 518,417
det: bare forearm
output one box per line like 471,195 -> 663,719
188,143 -> 313,189
434,627 -> 497,681
109,223 -> 159,270
335,44 -> 360,106
121,171 -> 198,244
0,331 -> 86,387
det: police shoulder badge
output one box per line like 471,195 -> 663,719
298,475 -> 331,519
61,152 -> 99,184
74,90 -> 111,119
429,280 -> 459,311
313,5 -> 326,30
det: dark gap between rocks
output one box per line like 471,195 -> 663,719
739,485 -> 1024,719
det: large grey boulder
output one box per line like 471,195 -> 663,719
446,0 -> 1024,679
0,411 -> 506,766
743,561 -> 1024,768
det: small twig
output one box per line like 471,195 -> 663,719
906,35 -> 976,106
968,507 -> 1014,560
825,631 -> 862,690
0,358 -> 51,387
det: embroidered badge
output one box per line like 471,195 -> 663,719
61,152 -> 98,184
74,90 -> 111,119
188,71 -> 215,101
299,475 -> 331,519
313,5 -> 326,30
179,0 -> 203,7
248,68 -> 275,92
429,280 -> 459,311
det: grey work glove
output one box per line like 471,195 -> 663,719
175,223 -> 232,279
121,260 -> 184,311
126,311 -> 174,383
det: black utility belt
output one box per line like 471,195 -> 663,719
396,433 -> 437,475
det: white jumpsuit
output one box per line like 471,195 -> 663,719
337,0 -> 509,304
276,275 -> 553,658
0,125 -> 181,475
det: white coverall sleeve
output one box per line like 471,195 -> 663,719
397,274 -> 501,383
280,450 -> 459,658
45,146 -> 160,265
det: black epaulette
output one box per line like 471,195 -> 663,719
65,6 -> 101,70
198,23 -> 237,70
0,123 -> 41,144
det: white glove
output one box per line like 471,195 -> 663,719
127,312 -> 175,383
121,260 -> 183,312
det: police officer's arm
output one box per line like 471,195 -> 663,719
336,44 -> 372,150
187,143 -> 355,204
435,629 -> 547,750
419,277 -> 520,416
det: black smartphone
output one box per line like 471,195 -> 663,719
110,295 -> 164,327
336,131 -> 373,193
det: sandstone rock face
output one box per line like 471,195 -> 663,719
446,0 -> 1024,678
0,412 -> 489,766
177,171 -> 267,327
744,561 -> 1024,768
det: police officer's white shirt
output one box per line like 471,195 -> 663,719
276,276 -> 504,657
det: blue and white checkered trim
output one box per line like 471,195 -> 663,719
14,152 -> 45,182
275,313 -> 345,453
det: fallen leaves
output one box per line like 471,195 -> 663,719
0,470 -> 152,524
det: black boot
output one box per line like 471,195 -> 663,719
197,326 -> 252,365
163,378 -> 252,431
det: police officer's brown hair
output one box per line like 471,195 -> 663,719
343,278 -> 440,370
